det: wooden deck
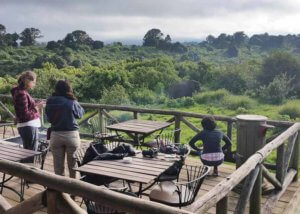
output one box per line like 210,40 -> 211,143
0,128 -> 299,213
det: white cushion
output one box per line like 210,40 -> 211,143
149,181 -> 188,204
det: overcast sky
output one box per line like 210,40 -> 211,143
1,0 -> 300,44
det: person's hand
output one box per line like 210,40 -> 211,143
35,100 -> 46,112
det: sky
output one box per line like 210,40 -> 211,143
1,0 -> 300,44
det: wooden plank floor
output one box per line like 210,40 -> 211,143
0,128 -> 299,213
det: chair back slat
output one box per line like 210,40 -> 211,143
180,165 -> 209,206
88,115 -> 118,142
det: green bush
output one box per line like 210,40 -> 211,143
222,95 -> 256,110
258,73 -> 293,104
100,84 -> 130,105
193,89 -> 229,105
279,103 -> 300,119
131,88 -> 156,105
177,97 -> 195,107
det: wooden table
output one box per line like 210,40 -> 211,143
75,153 -> 179,195
106,120 -> 172,147
0,142 -> 41,200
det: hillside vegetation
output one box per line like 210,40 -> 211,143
0,24 -> 299,125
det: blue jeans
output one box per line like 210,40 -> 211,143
18,126 -> 39,151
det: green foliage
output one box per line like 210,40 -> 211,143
32,63 -> 84,98
279,101 -> 300,119
260,51 -> 300,96
258,73 -> 293,104
80,64 -> 131,101
222,95 -> 256,110
131,88 -> 156,105
193,89 -> 229,105
100,84 -> 130,105
0,75 -> 17,94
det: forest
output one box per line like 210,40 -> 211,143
0,24 -> 300,124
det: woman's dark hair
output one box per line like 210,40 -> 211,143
53,80 -> 76,100
201,116 -> 216,131
18,71 -> 36,89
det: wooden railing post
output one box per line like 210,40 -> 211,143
236,115 -> 269,214
216,196 -> 228,214
133,111 -> 138,119
174,115 -> 181,144
227,121 -> 233,140
46,189 -> 58,214
291,131 -> 299,182
276,144 -> 285,183
98,108 -> 104,133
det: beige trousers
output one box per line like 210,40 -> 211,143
50,130 -> 80,178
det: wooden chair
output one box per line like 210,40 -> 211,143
88,116 -> 118,142
150,129 -> 191,182
20,139 -> 50,199
74,141 -> 122,187
84,189 -> 137,214
149,165 -> 209,208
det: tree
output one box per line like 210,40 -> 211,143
165,35 -> 172,43
4,33 -> 19,47
63,30 -> 93,49
143,28 -> 164,47
19,28 -> 42,46
232,31 -> 248,47
206,35 -> 215,45
260,51 -> 300,97
225,45 -> 239,58
0,24 -> 6,46
92,40 -> 104,49
0,24 -> 6,35
46,41 -> 61,50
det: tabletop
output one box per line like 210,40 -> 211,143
75,153 -> 178,184
106,120 -> 172,135
0,142 -> 41,162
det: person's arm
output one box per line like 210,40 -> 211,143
73,101 -> 85,119
188,133 -> 203,152
222,134 -> 232,152
14,92 -> 37,121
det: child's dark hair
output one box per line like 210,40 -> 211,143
53,80 -> 76,100
201,116 -> 216,131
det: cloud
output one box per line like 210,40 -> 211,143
1,0 -> 300,43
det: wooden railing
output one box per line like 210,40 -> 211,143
0,94 -> 299,214
191,122 -> 300,214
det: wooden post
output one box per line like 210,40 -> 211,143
174,115 -> 181,144
216,196 -> 228,214
227,121 -> 233,140
276,144 -> 285,183
98,109 -> 104,133
47,189 -> 58,214
133,111 -> 138,119
291,131 -> 299,182
236,115 -> 269,214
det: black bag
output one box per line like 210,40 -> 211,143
94,152 -> 125,160
81,142 -> 108,165
161,160 -> 183,176
111,144 -> 136,156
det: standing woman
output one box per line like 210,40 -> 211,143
45,80 -> 84,178
11,71 -> 43,152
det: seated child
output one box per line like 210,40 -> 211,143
188,116 -> 232,176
